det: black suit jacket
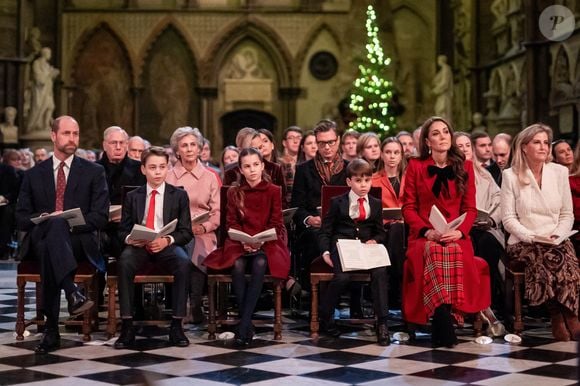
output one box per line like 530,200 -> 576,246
0,163 -> 19,204
291,159 -> 348,230
16,156 -> 110,270
485,160 -> 502,187
97,153 -> 146,205
318,192 -> 386,257
119,183 -> 193,247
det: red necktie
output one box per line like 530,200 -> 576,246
145,190 -> 158,229
357,197 -> 366,222
55,162 -> 66,211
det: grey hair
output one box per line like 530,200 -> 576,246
103,126 -> 128,141
170,126 -> 204,155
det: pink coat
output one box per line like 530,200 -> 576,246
166,160 -> 220,270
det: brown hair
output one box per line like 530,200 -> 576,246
313,119 -> 338,137
346,158 -> 373,178
230,147 -> 270,218
141,146 -> 169,164
380,136 -> 407,180
418,116 -> 468,196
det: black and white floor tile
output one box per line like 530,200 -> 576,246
0,286 -> 577,386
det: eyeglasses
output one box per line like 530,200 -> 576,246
316,139 -> 338,148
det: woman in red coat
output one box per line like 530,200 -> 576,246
402,117 -> 490,347
204,148 -> 290,346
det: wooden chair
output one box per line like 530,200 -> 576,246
106,259 -> 175,338
16,260 -> 98,341
106,184 -> 177,338
206,185 -> 284,340
309,185 -> 382,339
505,258 -> 525,335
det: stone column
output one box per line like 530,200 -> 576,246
197,87 -> 219,152
278,87 -> 301,140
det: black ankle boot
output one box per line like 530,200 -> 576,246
432,304 -> 457,348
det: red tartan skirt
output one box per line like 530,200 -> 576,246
403,238 -> 491,325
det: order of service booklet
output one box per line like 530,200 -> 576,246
429,205 -> 466,234
533,230 -> 578,245
128,218 -> 177,242
31,207 -> 86,227
227,228 -> 277,244
336,239 -> 391,271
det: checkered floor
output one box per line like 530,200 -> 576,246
0,288 -> 578,386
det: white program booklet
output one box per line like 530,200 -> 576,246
109,205 -> 122,221
31,207 -> 86,227
128,218 -> 177,242
336,239 -> 391,272
533,230 -> 578,246
191,211 -> 210,225
228,228 -> 277,244
429,205 -> 466,234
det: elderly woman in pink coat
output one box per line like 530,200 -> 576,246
166,126 -> 220,323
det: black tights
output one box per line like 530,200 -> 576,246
231,252 -> 267,338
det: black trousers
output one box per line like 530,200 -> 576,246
470,228 -> 505,311
319,251 -> 389,323
118,245 -> 192,318
0,204 -> 15,257
385,222 -> 406,307
29,217 -> 85,323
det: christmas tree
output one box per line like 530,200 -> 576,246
348,4 -> 397,136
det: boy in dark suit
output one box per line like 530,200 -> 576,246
318,159 -> 390,345
115,147 -> 193,349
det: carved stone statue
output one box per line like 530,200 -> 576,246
491,0 -> 508,27
0,107 -> 19,145
432,55 -> 454,122
27,47 -> 59,133
227,47 -> 266,79
472,112 -> 487,132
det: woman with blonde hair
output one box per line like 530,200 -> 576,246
357,132 -> 382,173
501,124 -> 579,341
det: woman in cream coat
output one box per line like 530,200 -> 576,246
501,123 -> 579,341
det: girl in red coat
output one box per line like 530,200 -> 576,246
402,117 -> 490,347
204,148 -> 290,346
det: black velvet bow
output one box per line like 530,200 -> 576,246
427,165 -> 455,198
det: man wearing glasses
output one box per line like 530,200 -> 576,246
291,120 -> 348,284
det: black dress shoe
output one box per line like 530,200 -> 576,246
67,290 -> 94,316
377,323 -> 391,346
35,329 -> 60,354
114,324 -> 136,349
169,325 -> 189,347
320,321 -> 341,338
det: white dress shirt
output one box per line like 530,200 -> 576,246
348,190 -> 370,220
52,155 -> 74,185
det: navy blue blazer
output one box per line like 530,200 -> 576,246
118,183 -> 193,247
318,192 -> 386,258
16,156 -> 110,271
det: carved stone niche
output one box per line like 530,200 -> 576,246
493,24 -> 510,57
223,78 -> 273,111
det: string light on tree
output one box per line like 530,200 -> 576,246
348,4 -> 396,137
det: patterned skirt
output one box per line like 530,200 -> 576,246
423,241 -> 465,323
507,240 -> 579,314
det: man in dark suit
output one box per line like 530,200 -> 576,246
115,146 -> 193,349
0,162 -> 20,259
318,159 -> 389,345
16,116 -> 109,354
472,131 -> 502,186
291,120 -> 348,282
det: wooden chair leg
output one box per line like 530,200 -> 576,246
81,279 -> 92,342
106,278 -> 118,339
513,273 -> 524,334
273,281 -> 282,340
207,278 -> 217,340
15,277 -> 26,340
310,279 -> 319,339
473,311 -> 482,337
